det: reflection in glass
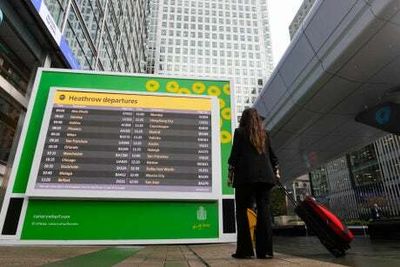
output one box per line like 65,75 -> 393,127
44,0 -> 69,28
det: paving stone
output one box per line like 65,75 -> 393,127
0,246 -> 101,267
0,236 -> 399,266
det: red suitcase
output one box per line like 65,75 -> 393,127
278,182 -> 354,257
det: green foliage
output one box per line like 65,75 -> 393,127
270,187 -> 287,216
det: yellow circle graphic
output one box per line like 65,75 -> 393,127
221,130 -> 232,144
166,81 -> 179,93
178,87 -> 191,94
221,107 -> 231,120
192,82 -> 206,94
223,83 -> 230,95
146,80 -> 160,92
207,85 -> 221,96
219,98 -> 226,109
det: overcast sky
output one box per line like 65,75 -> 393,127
267,0 -> 303,66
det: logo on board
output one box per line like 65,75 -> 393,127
197,206 -> 207,221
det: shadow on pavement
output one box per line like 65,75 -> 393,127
274,236 -> 400,267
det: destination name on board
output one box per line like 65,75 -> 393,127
147,154 -> 169,159
149,124 -> 170,129
150,113 -> 163,117
65,139 -> 88,144
149,118 -> 174,124
61,158 -> 77,163
146,166 -> 175,172
63,151 -> 83,156
148,142 -> 159,147
67,127 -> 82,131
148,130 -> 161,135
64,145 -> 79,150
59,171 -> 73,176
145,173 -> 165,178
145,180 -> 160,185
71,109 -> 88,114
60,164 -> 79,169
70,115 -> 83,119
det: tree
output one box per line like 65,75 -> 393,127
270,187 -> 287,216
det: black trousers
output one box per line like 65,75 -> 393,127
235,183 -> 274,257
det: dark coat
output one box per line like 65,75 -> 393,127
370,207 -> 383,220
228,127 -> 279,187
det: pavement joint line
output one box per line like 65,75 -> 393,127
41,247 -> 140,267
187,245 -> 210,267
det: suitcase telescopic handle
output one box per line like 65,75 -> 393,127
276,180 -> 298,207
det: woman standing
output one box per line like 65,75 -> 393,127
228,108 -> 279,259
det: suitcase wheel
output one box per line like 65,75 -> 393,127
328,247 -> 346,258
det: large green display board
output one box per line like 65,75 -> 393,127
0,69 -> 234,244
22,200 -> 218,240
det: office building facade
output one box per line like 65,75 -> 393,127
292,175 -> 311,202
0,0 -> 149,210
45,0 -> 149,72
309,134 -> 400,221
147,0 -> 274,123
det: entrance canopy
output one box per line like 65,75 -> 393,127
254,0 -> 400,182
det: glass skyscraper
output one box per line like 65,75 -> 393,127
147,0 -> 274,123
45,0 -> 149,72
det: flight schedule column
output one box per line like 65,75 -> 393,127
135,110 -> 212,190
31,89 -> 216,196
37,107 -> 138,189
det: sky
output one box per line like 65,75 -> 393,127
267,0 -> 304,66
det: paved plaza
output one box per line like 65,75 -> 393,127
0,236 -> 400,266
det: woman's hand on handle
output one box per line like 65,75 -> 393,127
227,176 -> 233,187
275,169 -> 280,180
227,165 -> 234,187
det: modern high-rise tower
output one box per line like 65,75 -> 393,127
147,0 -> 274,124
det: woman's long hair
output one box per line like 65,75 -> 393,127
239,108 -> 266,154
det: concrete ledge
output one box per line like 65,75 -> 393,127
273,225 -> 368,237
368,218 -> 400,240
273,225 -> 308,236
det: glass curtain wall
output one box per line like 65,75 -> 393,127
46,0 -> 148,73
348,144 -> 385,220
149,0 -> 275,124
309,166 -> 329,206
310,134 -> 400,221
326,156 -> 358,220
374,135 -> 400,217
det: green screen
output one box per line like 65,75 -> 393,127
22,200 -> 218,240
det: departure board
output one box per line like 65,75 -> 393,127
27,88 -> 220,199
